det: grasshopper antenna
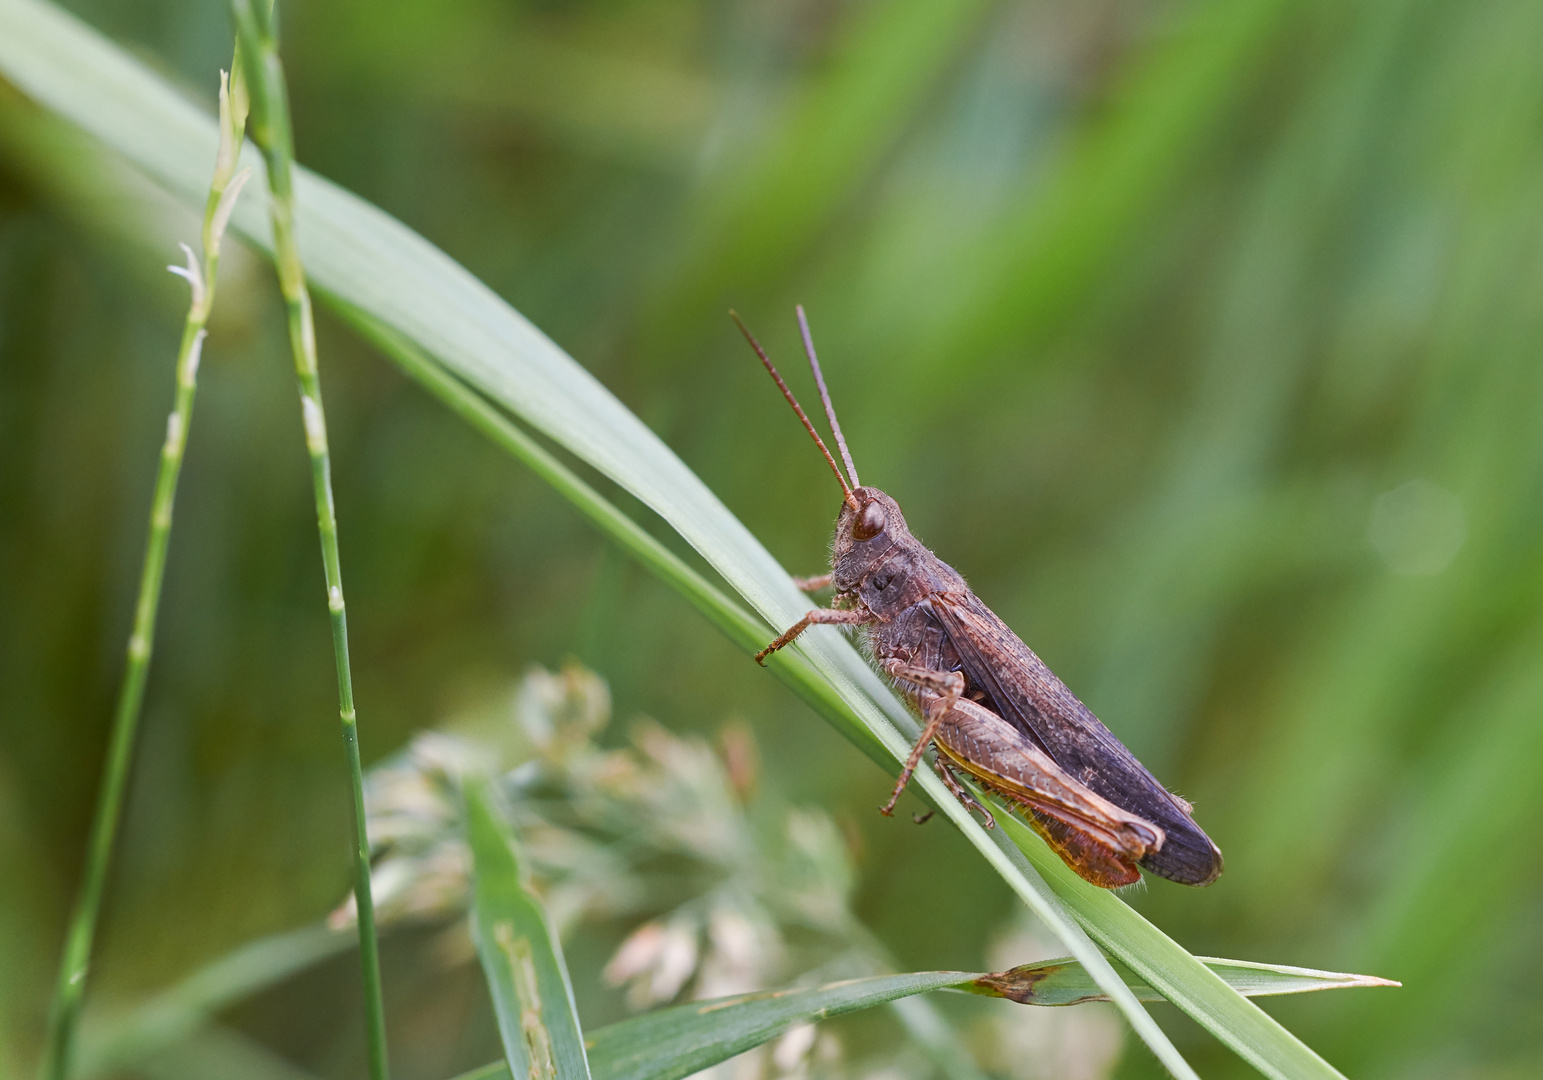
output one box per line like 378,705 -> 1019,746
731,310 -> 860,513
795,304 -> 859,488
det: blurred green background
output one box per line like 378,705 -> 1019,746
3,0 -> 1542,1076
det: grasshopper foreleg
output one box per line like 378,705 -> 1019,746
755,607 -> 873,665
791,572 -> 833,592
879,664 -> 965,816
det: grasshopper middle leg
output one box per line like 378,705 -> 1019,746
880,664 -> 965,816
933,758 -> 996,829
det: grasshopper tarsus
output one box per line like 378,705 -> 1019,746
912,811 -> 934,825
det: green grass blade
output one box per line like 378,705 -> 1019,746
1179,959 -> 1398,1000
587,973 -> 982,1080
463,779 -> 591,1080
638,0 -> 997,349
968,956 -> 1398,1007
32,42 -> 249,1080
0,3 -> 1343,1075
994,812 -> 1343,1080
76,925 -> 354,1077
442,972 -> 1018,1080
225,3 -> 388,1075
450,955 -> 1393,1080
130,1025 -> 325,1080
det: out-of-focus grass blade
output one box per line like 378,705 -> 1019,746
126,1025 -> 324,1080
1315,629 -> 1543,1068
0,4 -> 1346,1076
463,778 -> 590,1080
639,0 -> 997,350
76,925 -> 353,1077
895,0 -> 1296,400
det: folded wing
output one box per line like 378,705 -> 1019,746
930,592 -> 1223,886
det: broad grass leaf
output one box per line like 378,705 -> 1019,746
452,957 -> 1391,1080
464,779 -> 590,1080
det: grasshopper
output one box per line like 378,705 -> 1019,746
735,308 -> 1223,888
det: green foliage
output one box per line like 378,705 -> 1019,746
0,5 -> 1349,1073
3,0 -> 1542,1077
70,666 -> 1391,1080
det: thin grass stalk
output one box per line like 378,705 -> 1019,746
228,4 -> 388,1077
36,60 -> 251,1080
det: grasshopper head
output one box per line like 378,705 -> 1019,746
832,487 -> 967,607
831,487 -> 905,589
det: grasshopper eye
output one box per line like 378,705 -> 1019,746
852,502 -> 887,541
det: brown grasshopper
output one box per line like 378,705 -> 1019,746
734,308 -> 1223,888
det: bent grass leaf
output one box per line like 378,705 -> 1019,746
464,779 -> 590,1080
451,958 -> 1393,1080
967,956 -> 1398,1008
993,810 -> 1348,1079
0,3 -> 1355,1076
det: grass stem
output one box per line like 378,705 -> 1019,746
36,59 -> 251,1080
229,4 -> 388,1076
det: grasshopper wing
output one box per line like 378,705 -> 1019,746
929,592 -> 1223,886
